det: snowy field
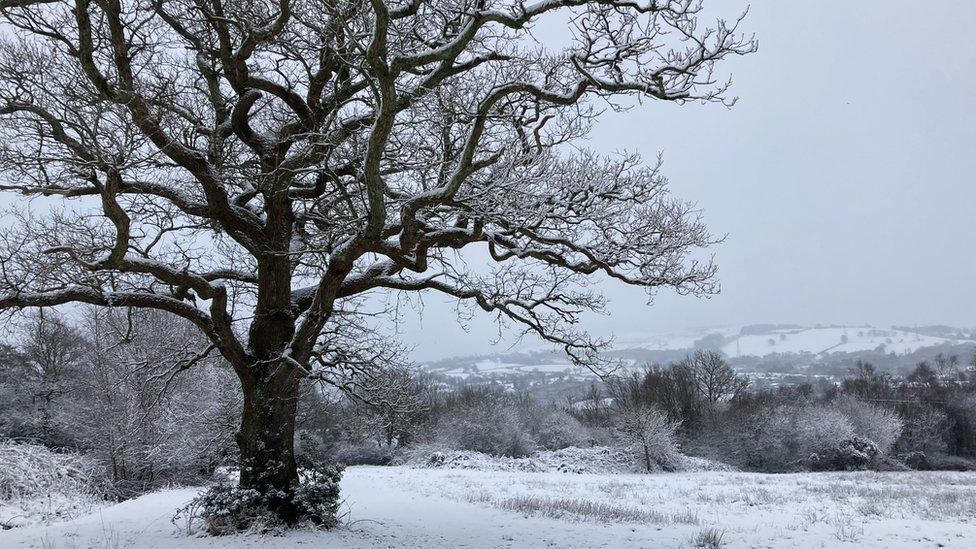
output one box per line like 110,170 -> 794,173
2,467 -> 974,548
722,327 -> 955,358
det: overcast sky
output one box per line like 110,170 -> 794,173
398,1 -> 976,360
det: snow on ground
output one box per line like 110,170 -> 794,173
3,467 -> 975,548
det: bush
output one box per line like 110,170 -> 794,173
438,406 -> 537,457
808,436 -> 879,471
794,405 -> 856,457
175,463 -> 343,536
729,403 -> 854,471
433,388 -> 537,457
0,440 -> 111,526
944,395 -> 976,457
902,451 -> 976,471
331,441 -> 394,466
833,395 -> 903,453
535,410 -> 589,450
0,440 -> 108,501
898,407 -> 952,454
614,405 -> 682,471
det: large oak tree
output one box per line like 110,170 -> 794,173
0,0 -> 753,522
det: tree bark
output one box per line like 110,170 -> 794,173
236,367 -> 301,523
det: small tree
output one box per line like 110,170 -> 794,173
616,404 -> 681,472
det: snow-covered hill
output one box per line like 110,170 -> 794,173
721,326 -> 956,357
618,324 -> 969,358
423,324 -> 975,381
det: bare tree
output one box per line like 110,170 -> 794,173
0,0 -> 754,522
615,404 -> 681,472
684,350 -> 747,414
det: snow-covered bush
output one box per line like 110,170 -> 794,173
175,463 -> 343,536
433,388 -> 536,457
808,436 -> 879,471
0,440 -> 111,526
535,410 -> 589,450
794,404 -> 856,457
437,405 -> 536,457
732,403 -> 854,471
0,309 -> 241,497
898,406 -> 952,454
401,444 -> 731,474
833,395 -> 903,454
331,441 -> 394,466
0,441 -> 108,502
614,405 -> 682,472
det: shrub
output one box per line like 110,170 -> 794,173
177,485 -> 275,535
434,389 -> 537,457
730,403 -> 854,471
902,451 -> 976,471
834,395 -> 903,453
614,405 -> 682,471
693,527 -> 726,549
175,464 -> 343,535
944,395 -> 976,457
898,407 -> 952,454
0,440 -> 111,526
331,441 -> 394,466
0,440 -> 108,501
808,436 -> 879,471
535,410 -> 589,450
794,405 -> 855,457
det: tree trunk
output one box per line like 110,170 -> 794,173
236,369 -> 301,523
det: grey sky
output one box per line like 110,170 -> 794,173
400,1 -> 976,360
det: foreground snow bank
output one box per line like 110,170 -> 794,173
3,467 -> 974,548
401,445 -> 734,474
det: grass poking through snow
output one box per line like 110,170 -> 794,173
467,492 -> 700,525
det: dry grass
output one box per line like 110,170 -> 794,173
467,492 -> 700,525
692,527 -> 726,548
401,467 -> 976,546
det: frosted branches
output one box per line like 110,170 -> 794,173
0,0 -> 754,377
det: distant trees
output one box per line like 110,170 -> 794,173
693,333 -> 727,351
427,386 -> 592,458
608,352 -> 747,432
684,351 -> 748,415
